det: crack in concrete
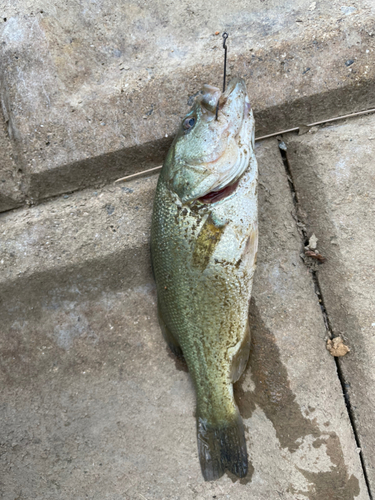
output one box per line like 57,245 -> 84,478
277,138 -> 373,500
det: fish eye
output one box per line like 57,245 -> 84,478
183,116 -> 196,132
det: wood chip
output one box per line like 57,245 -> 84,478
305,250 -> 326,262
327,337 -> 350,357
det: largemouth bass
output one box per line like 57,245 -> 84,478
151,78 -> 258,481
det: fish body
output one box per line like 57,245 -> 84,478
151,79 -> 258,481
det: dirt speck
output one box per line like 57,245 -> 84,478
308,233 -> 318,250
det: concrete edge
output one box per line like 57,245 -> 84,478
1,15 -> 375,208
3,76 -> 373,211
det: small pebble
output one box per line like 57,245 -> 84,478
341,6 -> 357,15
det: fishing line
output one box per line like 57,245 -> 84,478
215,32 -> 228,121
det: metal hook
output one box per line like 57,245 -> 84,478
216,32 -> 229,120
222,32 -> 228,92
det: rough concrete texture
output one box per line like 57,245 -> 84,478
285,113 -> 375,492
0,140 -> 368,499
0,177 -> 154,291
1,1 -> 375,203
0,112 -> 24,211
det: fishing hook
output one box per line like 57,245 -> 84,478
216,32 -> 229,120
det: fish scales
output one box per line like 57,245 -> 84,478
151,78 -> 258,481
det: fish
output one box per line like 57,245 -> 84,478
150,78 -> 258,481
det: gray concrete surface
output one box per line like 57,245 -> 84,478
1,1 -> 375,204
285,113 -> 375,491
0,140 -> 368,499
0,113 -> 24,211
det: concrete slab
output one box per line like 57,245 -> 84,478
0,140 -> 368,498
0,176 -> 155,292
1,1 -> 375,202
285,113 -> 375,493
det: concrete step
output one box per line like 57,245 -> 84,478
0,139 -> 368,498
0,175 -> 155,297
286,112 -> 375,492
1,1 -> 375,207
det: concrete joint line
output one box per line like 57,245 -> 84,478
277,142 -> 374,500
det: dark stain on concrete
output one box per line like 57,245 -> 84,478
294,434 -> 360,500
235,298 -> 321,452
234,298 -> 360,499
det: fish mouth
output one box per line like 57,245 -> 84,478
197,178 -> 240,204
195,79 -> 252,205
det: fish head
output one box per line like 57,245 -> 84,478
163,78 -> 255,204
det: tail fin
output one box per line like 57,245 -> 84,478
197,412 -> 248,481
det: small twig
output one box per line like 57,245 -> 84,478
304,250 -> 327,262
256,107 -> 375,141
114,165 -> 163,183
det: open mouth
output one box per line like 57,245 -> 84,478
187,79 -> 250,206
197,178 -> 240,204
